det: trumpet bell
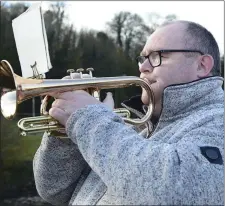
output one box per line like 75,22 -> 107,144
0,60 -> 17,119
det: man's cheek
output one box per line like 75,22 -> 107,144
159,75 -> 174,88
154,78 -> 166,91
141,90 -> 149,105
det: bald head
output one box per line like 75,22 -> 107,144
154,22 -> 188,49
158,20 -> 221,76
142,22 -> 187,56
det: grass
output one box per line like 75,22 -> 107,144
1,117 -> 42,163
1,116 -> 43,199
2,135 -> 42,164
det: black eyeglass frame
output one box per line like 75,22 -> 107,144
136,49 -> 204,68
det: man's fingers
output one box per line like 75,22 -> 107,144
51,99 -> 78,114
52,99 -> 69,108
49,91 -> 75,99
49,90 -> 90,100
49,107 -> 69,126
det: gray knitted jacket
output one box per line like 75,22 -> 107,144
33,76 -> 224,205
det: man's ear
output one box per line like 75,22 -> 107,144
197,55 -> 214,78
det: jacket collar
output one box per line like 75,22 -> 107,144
160,76 -> 224,120
122,76 -> 224,123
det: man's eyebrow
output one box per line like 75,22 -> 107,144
141,48 -> 165,56
140,51 -> 147,56
140,49 -> 154,56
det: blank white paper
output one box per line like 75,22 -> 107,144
12,2 -> 52,78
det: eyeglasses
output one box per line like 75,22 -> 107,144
136,49 -> 204,68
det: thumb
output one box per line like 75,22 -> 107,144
102,92 -> 114,110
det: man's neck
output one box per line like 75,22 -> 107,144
152,100 -> 162,120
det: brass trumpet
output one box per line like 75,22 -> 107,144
17,108 -> 132,137
0,60 -> 154,137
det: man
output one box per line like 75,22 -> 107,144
33,20 -> 224,205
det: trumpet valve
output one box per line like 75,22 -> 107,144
76,68 -> 84,78
67,69 -> 75,79
86,68 -> 94,77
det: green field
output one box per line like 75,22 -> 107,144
1,116 -> 43,199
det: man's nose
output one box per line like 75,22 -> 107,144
139,59 -> 153,73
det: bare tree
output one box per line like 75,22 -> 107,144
106,11 -> 152,59
106,11 -> 130,48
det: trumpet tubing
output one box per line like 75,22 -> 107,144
0,60 -> 155,136
17,116 -> 64,136
17,108 -> 131,136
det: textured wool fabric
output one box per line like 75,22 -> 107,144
33,76 -> 224,205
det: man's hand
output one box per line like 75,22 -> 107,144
48,72 -> 115,126
49,91 -> 114,126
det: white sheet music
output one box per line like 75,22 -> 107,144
12,2 -> 52,78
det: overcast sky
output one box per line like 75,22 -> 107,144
6,1 -> 225,55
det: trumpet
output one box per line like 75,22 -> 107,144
0,60 -> 154,137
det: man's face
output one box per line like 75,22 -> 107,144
139,23 -> 200,110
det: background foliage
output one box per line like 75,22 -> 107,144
0,1 -> 224,204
